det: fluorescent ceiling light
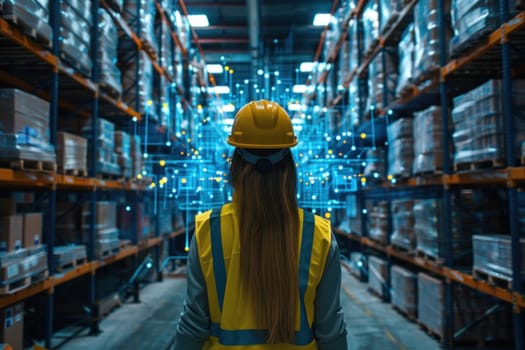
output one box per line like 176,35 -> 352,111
299,62 -> 315,72
206,64 -> 223,74
292,84 -> 307,94
222,104 -> 235,113
209,86 -> 230,94
288,103 -> 302,111
188,14 -> 209,27
313,13 -> 331,26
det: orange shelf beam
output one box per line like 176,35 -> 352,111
53,261 -> 98,288
0,169 -> 54,188
98,92 -> 142,121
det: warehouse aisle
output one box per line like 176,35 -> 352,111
58,265 -> 440,350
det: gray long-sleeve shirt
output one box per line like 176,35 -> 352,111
173,233 -> 348,349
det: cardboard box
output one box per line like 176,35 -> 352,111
0,302 -> 24,350
0,216 -> 23,252
23,213 -> 42,248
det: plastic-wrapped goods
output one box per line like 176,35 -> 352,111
59,0 -> 93,77
81,201 -> 120,258
56,132 -> 87,174
362,0 -> 380,55
82,118 -> 120,176
98,9 -> 122,98
368,255 -> 389,300
367,47 -> 397,110
414,198 -> 473,265
418,272 -> 511,342
390,265 -> 417,318
387,117 -> 413,140
105,0 -> 124,12
413,106 -> 449,174
364,147 -> 386,179
396,24 -> 415,98
450,0 -> 518,57
452,79 -> 525,167
414,0 -> 452,81
414,199 -> 442,258
338,40 -> 350,92
473,234 -> 525,282
0,0 -> 52,47
0,89 -> 55,163
131,134 -> 143,178
123,0 -> 157,55
387,117 -> 414,177
390,199 -> 415,251
368,201 -> 389,244
324,9 -> 342,61
121,51 -> 156,119
157,19 -> 174,76
114,131 -> 132,178
379,0 -> 401,33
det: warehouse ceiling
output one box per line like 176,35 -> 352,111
183,0 -> 334,89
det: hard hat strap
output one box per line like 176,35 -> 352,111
236,148 -> 290,171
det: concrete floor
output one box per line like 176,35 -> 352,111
57,266 -> 442,350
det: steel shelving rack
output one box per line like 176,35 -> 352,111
0,0 -> 199,348
310,0 -> 525,349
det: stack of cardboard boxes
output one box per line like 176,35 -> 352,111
0,195 -> 47,349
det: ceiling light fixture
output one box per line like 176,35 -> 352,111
188,14 -> 209,27
313,13 -> 331,26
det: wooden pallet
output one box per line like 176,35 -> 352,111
3,158 -> 57,172
141,39 -> 158,61
390,243 -> 415,256
0,276 -> 30,295
413,67 -> 440,86
99,81 -> 122,100
391,304 -> 417,323
119,239 -> 132,250
367,286 -> 388,301
57,167 -> 88,177
2,14 -> 52,48
413,168 -> 444,177
55,257 -> 87,272
415,249 -> 444,265
417,321 -> 444,343
96,246 -> 120,260
454,158 -> 505,172
29,268 -> 49,285
472,268 -> 512,289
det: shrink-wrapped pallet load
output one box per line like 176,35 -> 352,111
368,201 -> 388,244
368,255 -> 389,300
0,0 -> 52,47
56,132 -> 87,175
413,106 -> 449,174
98,8 -> 122,98
452,80 -> 525,168
391,265 -> 417,319
58,0 -> 93,76
396,24 -> 415,98
387,117 -> 414,178
390,199 -> 415,251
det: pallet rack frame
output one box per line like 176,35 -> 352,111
314,0 -> 525,349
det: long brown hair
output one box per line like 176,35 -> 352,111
229,148 -> 299,344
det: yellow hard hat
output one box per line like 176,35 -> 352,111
227,100 -> 297,149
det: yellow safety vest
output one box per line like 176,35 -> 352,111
195,203 -> 332,350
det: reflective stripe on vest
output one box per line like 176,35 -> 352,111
208,208 -> 315,346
